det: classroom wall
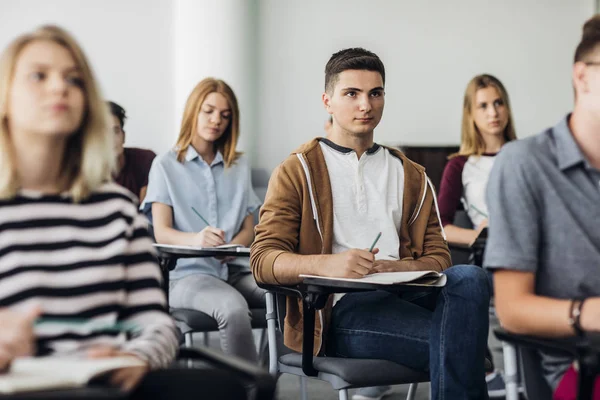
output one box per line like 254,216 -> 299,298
0,1 -> 595,173
0,0 -> 260,157
0,0 -> 175,154
253,0 -> 594,171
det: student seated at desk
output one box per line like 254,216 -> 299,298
438,74 -> 517,247
251,47 -> 491,400
438,74 -> 518,398
109,101 -> 156,203
0,25 -> 179,393
142,78 -> 264,362
484,14 -> 600,400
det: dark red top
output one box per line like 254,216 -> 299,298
438,156 -> 468,226
114,147 -> 156,199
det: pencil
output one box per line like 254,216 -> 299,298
191,206 -> 211,226
469,204 -> 488,219
369,232 -> 382,252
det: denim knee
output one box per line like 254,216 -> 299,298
443,264 -> 491,304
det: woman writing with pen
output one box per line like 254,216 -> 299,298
142,78 -> 264,362
438,74 -> 517,246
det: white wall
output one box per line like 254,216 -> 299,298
1,1 -> 595,173
255,0 -> 594,171
0,0 -> 174,154
173,0 -> 257,154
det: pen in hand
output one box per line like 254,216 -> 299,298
369,232 -> 382,252
191,207 -> 225,247
469,204 -> 488,219
191,207 -> 211,226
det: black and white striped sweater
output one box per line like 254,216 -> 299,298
0,183 -> 178,369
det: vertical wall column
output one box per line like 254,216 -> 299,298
173,0 -> 257,155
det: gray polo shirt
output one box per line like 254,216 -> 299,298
484,114 -> 600,390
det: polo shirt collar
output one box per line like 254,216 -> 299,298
319,137 -> 381,155
184,146 -> 224,166
554,114 -> 588,171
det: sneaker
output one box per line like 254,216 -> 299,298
352,385 -> 394,400
486,372 -> 506,398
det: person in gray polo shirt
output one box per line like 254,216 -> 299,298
484,14 -> 600,395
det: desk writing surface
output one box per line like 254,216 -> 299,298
153,244 -> 250,257
300,271 -> 446,286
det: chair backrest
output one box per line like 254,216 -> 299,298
453,209 -> 473,230
519,347 -> 553,399
449,209 -> 475,265
251,168 -> 271,225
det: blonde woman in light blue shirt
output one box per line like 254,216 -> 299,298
142,78 -> 263,362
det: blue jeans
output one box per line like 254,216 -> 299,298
328,265 -> 491,400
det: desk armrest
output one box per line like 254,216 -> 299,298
494,328 -> 578,357
256,282 -> 303,299
178,347 -> 275,400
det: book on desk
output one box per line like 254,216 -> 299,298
299,270 -> 447,287
0,356 -> 145,394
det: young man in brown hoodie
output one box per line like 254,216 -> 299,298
251,48 -> 490,400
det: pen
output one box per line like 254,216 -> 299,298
469,204 -> 488,219
35,318 -> 140,333
191,206 -> 211,226
369,232 -> 382,252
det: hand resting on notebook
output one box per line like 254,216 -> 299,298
0,306 -> 40,372
87,346 -> 149,391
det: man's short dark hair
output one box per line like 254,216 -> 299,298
107,101 -> 127,129
324,48 -> 385,94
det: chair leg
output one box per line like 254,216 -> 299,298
257,328 -> 268,366
299,376 -> 308,400
184,332 -> 194,347
406,383 -> 418,400
184,333 -> 194,368
338,389 -> 348,400
266,292 -> 280,376
502,341 -> 520,400
203,332 -> 209,346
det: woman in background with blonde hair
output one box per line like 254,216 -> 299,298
438,74 -> 517,247
143,78 -> 264,362
0,24 -> 182,392
437,74 -> 517,398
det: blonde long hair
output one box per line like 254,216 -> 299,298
0,25 -> 113,201
175,78 -> 242,167
450,74 -> 517,159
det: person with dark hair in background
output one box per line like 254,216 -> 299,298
252,47 -> 491,400
108,101 -> 156,202
484,14 -> 600,400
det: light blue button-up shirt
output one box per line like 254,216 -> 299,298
141,147 -> 261,280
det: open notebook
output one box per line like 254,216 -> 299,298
153,243 -> 250,255
0,356 -> 146,394
299,271 -> 447,287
